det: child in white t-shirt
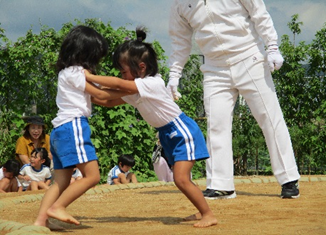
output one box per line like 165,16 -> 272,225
33,25 -> 130,229
85,27 -> 217,228
18,148 -> 51,191
107,155 -> 138,185
0,159 -> 22,193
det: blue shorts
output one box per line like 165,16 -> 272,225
50,117 -> 98,170
156,113 -> 209,166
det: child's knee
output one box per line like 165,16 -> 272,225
174,176 -> 190,187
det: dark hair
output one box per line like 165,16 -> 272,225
2,159 -> 20,177
113,27 -> 158,77
56,25 -> 108,74
118,154 -> 135,167
31,148 -> 51,168
23,116 -> 46,140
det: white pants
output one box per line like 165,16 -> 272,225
153,157 -> 174,182
203,51 -> 300,191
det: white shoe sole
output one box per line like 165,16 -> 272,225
205,192 -> 237,200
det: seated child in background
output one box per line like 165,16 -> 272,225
107,154 -> 138,185
152,133 -> 174,182
70,168 -> 83,184
18,148 -> 52,191
0,159 -> 22,193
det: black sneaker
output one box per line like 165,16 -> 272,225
203,188 -> 236,199
281,180 -> 300,199
202,188 -> 213,197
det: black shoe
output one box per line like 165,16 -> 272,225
281,180 -> 300,199
203,188 -> 236,199
202,188 -> 213,197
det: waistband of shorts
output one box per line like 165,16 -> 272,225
77,116 -> 88,122
155,112 -> 186,132
54,116 -> 88,129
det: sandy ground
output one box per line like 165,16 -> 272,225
0,176 -> 325,235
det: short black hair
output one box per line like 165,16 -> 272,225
118,154 -> 136,167
113,27 -> 158,78
56,25 -> 108,74
2,159 -> 20,177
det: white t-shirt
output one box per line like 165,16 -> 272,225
19,164 -> 52,188
0,167 -> 22,187
52,66 -> 92,128
122,74 -> 182,128
107,165 -> 130,185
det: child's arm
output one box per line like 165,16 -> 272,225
0,180 -> 7,193
91,96 -> 126,108
45,179 -> 51,186
85,70 -> 138,93
85,81 -> 130,100
112,178 -> 121,185
18,174 -> 31,182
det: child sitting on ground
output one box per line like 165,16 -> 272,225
18,148 -> 52,191
70,168 -> 83,184
107,154 -> 138,185
0,159 -> 22,193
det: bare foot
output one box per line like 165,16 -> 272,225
183,212 -> 202,221
193,215 -> 217,228
47,207 -> 80,225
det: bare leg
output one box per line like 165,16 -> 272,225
46,160 -> 100,225
127,173 -> 138,183
38,181 -> 50,190
9,178 -> 20,192
183,212 -> 202,221
34,168 -> 73,228
174,161 -> 217,228
30,181 -> 39,191
117,173 -> 130,184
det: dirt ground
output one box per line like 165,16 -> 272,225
0,176 -> 326,235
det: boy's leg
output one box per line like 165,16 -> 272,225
126,173 -> 138,183
34,168 -> 72,228
0,178 -> 20,192
9,178 -> 19,192
47,160 -> 100,224
174,161 -> 217,228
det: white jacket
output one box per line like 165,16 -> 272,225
169,0 -> 278,72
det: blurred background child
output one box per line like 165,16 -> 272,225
18,148 -> 52,191
0,159 -> 22,193
152,133 -> 173,182
107,154 -> 138,185
70,168 -> 83,184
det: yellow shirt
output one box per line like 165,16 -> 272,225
15,134 -> 51,166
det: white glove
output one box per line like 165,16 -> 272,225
167,71 -> 182,100
267,45 -> 284,72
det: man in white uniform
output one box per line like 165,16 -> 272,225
167,0 -> 300,199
